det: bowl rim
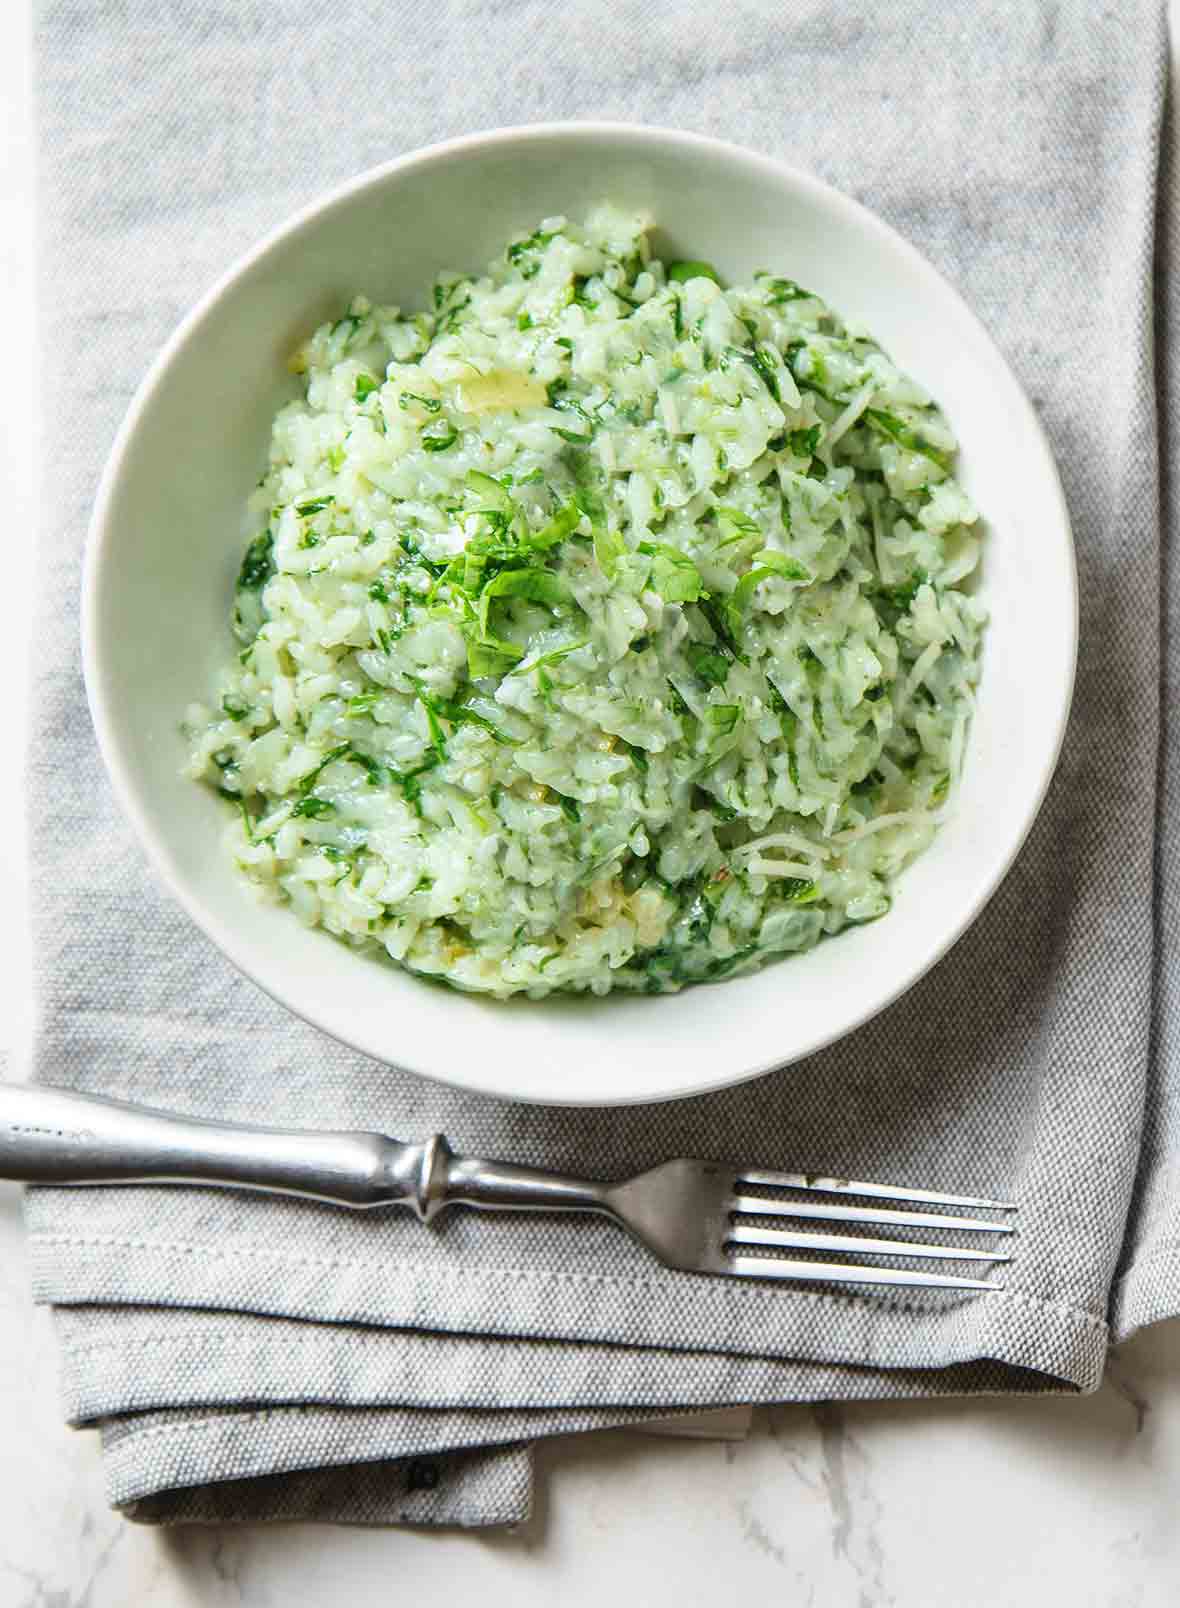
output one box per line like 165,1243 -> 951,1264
81,120 -> 1078,1106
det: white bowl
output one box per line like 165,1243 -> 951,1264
83,123 -> 1076,1107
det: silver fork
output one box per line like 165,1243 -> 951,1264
0,1085 -> 1015,1292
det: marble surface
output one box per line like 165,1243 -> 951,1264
3,9 -> 1180,1604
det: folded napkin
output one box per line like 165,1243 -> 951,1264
25,0 -> 1179,1526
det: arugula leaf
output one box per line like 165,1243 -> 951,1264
465,469 -> 514,515
568,481 -> 623,580
716,506 -> 762,547
685,642 -> 730,687
695,596 -> 744,663
466,635 -> 525,679
594,523 -> 626,579
753,548 -> 811,581
398,531 -> 448,578
617,738 -> 649,775
509,640 -> 588,678
725,549 -> 812,634
638,542 -> 707,604
532,498 -> 583,549
478,567 -> 569,639
236,532 -> 274,591
706,704 -> 741,738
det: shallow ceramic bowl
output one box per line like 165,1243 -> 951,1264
83,123 -> 1076,1106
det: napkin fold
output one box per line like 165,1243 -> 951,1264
25,0 -> 1180,1525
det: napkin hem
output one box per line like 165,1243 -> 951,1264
29,1229 -> 1110,1393
118,1441 -> 536,1529
98,1404 -> 675,1508
27,1229 -> 1108,1333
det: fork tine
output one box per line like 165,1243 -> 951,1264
737,1168 -> 1016,1212
725,1253 -> 1002,1291
727,1223 -> 1011,1263
730,1194 -> 1014,1235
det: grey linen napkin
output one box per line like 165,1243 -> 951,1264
24,0 -> 1178,1526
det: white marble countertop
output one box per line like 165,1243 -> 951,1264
3,11 -> 1180,1605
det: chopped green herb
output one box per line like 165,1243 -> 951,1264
864,408 -> 950,472
297,743 -> 350,795
667,260 -> 722,285
354,373 -> 380,402
506,227 -> 556,278
788,425 -> 822,459
747,344 -> 783,405
879,571 -> 929,612
777,877 -> 821,903
291,796 -> 336,819
398,391 -> 443,414
759,275 -> 813,306
236,531 -> 275,591
418,696 -> 449,760
421,419 -> 459,452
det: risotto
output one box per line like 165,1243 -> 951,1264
184,207 -> 984,998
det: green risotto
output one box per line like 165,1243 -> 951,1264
184,206 -> 985,998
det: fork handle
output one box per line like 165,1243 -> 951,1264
0,1084 -> 612,1221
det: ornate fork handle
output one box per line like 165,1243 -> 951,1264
0,1084 -> 610,1220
